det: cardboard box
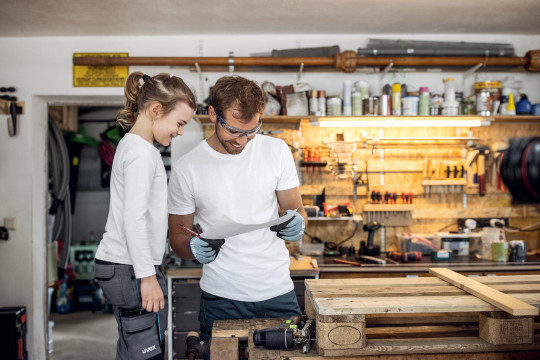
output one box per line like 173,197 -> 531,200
479,311 -> 533,345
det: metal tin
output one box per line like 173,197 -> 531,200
317,90 -> 326,116
362,96 -> 379,116
508,240 -> 527,262
326,96 -> 342,116
475,81 -> 502,116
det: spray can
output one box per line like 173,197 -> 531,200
380,94 -> 389,116
418,87 -> 430,116
392,83 -> 401,115
317,90 -> 326,116
309,90 -> 318,115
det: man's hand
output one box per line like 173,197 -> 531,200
270,210 -> 305,241
140,275 -> 164,313
189,237 -> 225,264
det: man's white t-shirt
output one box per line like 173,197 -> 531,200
96,133 -> 168,279
168,135 -> 299,302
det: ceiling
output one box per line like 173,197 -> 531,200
1,0 -> 539,37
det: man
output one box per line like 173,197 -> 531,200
168,75 -> 307,346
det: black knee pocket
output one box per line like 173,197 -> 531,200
120,308 -> 163,359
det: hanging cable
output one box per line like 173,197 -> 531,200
305,220 -> 360,250
48,116 -> 72,269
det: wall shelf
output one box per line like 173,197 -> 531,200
194,114 -> 540,127
193,114 -> 301,126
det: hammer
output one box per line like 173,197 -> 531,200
469,145 -> 489,196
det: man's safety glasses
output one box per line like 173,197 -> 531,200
216,111 -> 262,138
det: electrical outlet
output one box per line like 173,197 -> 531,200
3,217 -> 16,231
457,217 -> 509,229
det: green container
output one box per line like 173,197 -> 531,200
69,244 -> 99,280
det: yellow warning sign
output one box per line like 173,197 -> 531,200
73,53 -> 129,87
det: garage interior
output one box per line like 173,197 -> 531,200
1,1 -> 540,360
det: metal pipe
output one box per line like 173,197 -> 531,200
72,50 -> 540,72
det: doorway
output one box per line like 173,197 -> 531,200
44,99 -> 203,359
47,104 -> 121,360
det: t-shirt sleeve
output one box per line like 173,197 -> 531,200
276,140 -> 300,191
168,160 -> 196,215
122,146 -> 157,278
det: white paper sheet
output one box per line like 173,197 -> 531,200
199,210 -> 297,239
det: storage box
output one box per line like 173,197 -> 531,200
437,232 -> 481,256
69,244 -> 99,280
398,233 -> 440,255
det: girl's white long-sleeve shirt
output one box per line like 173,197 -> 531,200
96,133 -> 168,278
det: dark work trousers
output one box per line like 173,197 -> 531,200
95,260 -> 168,360
199,289 -> 301,359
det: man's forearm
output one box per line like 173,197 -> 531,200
170,232 -> 194,260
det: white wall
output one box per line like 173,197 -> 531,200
1,33 -> 539,359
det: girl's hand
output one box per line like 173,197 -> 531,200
140,275 -> 164,312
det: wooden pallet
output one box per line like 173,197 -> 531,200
304,269 -> 540,357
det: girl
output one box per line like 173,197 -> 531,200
94,72 -> 196,360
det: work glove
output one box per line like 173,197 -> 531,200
189,237 -> 225,264
270,210 -> 305,242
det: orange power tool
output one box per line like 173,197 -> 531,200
387,251 -> 422,262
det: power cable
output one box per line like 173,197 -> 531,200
48,116 -> 72,269
305,220 -> 360,250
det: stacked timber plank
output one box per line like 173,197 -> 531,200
304,269 -> 540,357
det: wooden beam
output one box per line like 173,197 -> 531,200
209,337 -> 238,360
305,277 -> 447,289
308,284 -> 540,299
314,293 -> 540,316
429,268 -> 539,316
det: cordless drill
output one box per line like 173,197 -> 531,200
253,316 -> 315,353
359,222 -> 382,256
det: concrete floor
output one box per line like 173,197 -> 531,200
49,311 -> 117,360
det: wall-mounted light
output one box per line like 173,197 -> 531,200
317,116 -> 487,128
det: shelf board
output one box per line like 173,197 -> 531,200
363,204 -> 415,212
308,214 -> 362,221
193,114 -> 540,127
193,115 -> 302,125
489,115 -> 540,123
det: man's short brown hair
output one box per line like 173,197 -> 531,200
210,76 -> 266,122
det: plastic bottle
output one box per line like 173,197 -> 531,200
342,80 -> 352,116
443,78 -> 456,102
418,87 -> 430,116
352,85 -> 362,116
505,92 -> 516,115
442,78 -> 459,116
391,83 -> 401,115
